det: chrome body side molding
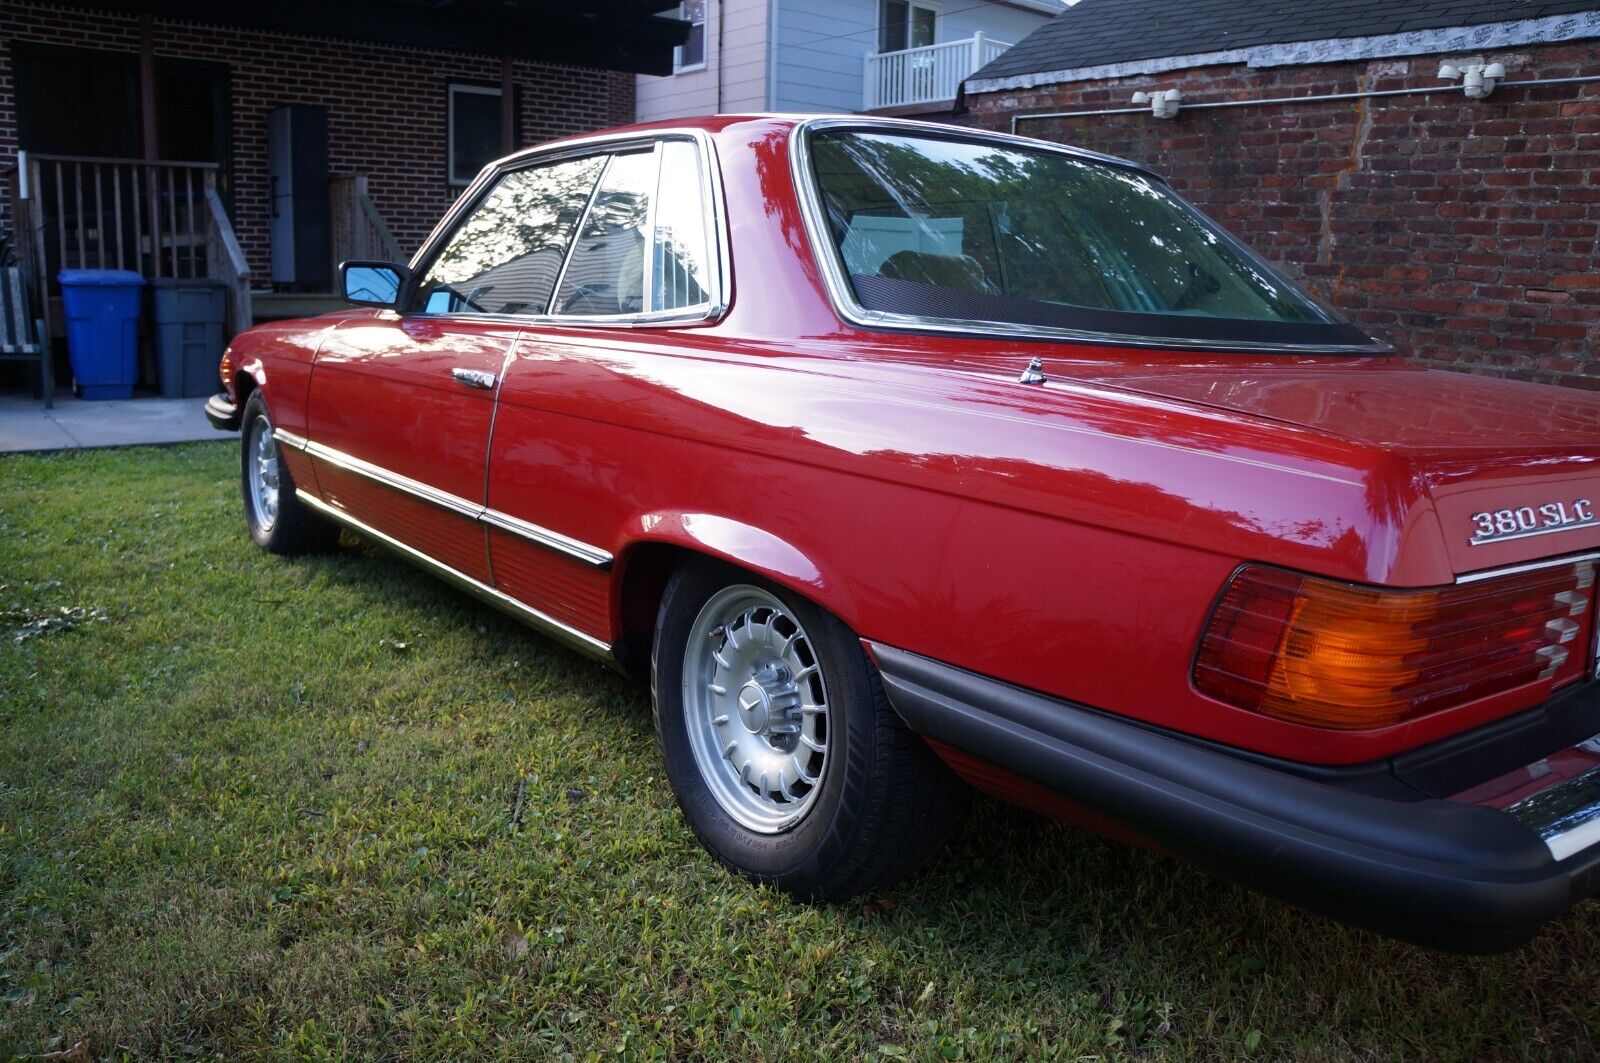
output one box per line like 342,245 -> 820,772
275,429 -> 613,570
296,489 -> 615,662
478,509 -> 614,569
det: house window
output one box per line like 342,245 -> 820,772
879,0 -> 936,52
448,82 -> 508,187
675,0 -> 707,72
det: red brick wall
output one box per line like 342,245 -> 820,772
967,43 -> 1600,390
0,1 -> 636,279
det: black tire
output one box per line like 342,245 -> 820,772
652,558 -> 963,900
240,390 -> 339,556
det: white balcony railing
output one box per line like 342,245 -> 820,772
863,33 -> 1012,111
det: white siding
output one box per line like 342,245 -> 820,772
635,0 -> 770,122
774,0 -> 1059,114
636,0 -> 1059,120
941,4 -> 1057,51
772,0 -> 875,114
721,0 -> 770,111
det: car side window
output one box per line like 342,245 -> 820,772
651,140 -> 712,311
410,155 -> 604,316
552,150 -> 656,316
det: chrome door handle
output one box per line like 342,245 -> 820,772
451,367 -> 497,390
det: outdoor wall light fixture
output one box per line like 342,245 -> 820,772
1131,89 -> 1183,119
1438,61 -> 1506,99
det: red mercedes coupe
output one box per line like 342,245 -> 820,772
207,115 -> 1600,952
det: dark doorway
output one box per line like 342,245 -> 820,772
156,58 -> 234,204
12,43 -> 142,158
12,44 -> 231,182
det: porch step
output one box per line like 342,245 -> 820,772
251,291 -> 348,323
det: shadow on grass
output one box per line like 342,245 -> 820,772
284,531 -> 1600,1055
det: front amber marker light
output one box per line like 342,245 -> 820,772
1194,562 -> 1597,730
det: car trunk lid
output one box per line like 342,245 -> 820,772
947,352 -> 1600,576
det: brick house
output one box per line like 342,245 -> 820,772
1,0 -> 685,393
963,0 -> 1600,390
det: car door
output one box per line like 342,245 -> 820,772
304,153 -> 606,585
485,136 -> 724,643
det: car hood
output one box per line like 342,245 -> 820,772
945,352 -> 1600,577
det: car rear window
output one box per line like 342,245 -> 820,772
806,129 -> 1380,350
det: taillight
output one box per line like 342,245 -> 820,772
1194,561 -> 1596,729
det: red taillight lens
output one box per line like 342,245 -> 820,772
1194,561 -> 1596,729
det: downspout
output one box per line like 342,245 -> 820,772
767,0 -> 780,110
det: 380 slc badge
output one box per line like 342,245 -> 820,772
1470,498 -> 1596,546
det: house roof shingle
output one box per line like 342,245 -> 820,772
971,0 -> 1600,88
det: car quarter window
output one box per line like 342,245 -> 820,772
552,138 -> 716,319
411,154 -> 605,316
552,150 -> 656,316
651,140 -> 712,312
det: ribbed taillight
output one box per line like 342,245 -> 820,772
1194,561 -> 1596,730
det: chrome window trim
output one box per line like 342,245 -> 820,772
548,152 -> 616,316
276,429 -> 613,570
296,489 -> 614,662
787,115 -> 1391,356
641,142 -> 660,319
405,128 -> 731,330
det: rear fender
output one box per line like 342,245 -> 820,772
614,511 -> 858,626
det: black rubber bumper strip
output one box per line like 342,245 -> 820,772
869,642 -> 1600,954
204,392 -> 240,432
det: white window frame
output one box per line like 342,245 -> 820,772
673,0 -> 707,74
447,82 -> 504,189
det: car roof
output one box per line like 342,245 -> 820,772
489,113 -> 1159,182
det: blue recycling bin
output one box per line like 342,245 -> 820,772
58,269 -> 145,400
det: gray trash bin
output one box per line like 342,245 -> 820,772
150,278 -> 228,398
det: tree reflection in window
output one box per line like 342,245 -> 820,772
554,151 -> 655,316
811,131 -> 1328,325
414,155 -> 604,315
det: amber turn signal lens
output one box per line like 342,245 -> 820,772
1194,562 -> 1596,730
218,347 -> 234,391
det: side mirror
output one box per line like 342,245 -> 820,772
339,260 -> 409,307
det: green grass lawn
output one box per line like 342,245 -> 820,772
2,443 -> 1599,1061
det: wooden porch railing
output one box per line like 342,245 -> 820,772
330,173 -> 405,268
5,151 -> 252,342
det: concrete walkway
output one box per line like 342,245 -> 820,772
0,394 -> 226,453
